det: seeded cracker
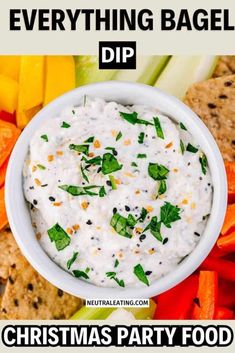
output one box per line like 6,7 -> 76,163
213,56 -> 235,77
0,228 -> 18,282
0,239 -> 83,319
184,74 -> 235,161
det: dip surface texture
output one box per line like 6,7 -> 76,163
23,98 -> 212,288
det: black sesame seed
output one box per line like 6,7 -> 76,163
86,220 -> 92,225
113,150 -> 118,156
14,299 -> 19,307
219,94 -> 228,99
33,199 -> 38,205
41,184 -> 48,187
199,177 -> 203,180
27,283 -> 34,291
106,180 -> 112,186
58,289 -> 64,297
159,262 -> 162,265
29,186 -> 34,190
11,263 -> 16,269
137,244 -> 140,247
145,271 -> 152,276
188,162 -> 191,166
208,103 -> 216,109
224,81 -> 233,87
139,234 -> 146,242
232,140 -> 235,145
33,302 -> 39,310
30,204 -> 34,210
97,167 -> 102,173
38,297 -> 43,304
193,297 -> 200,307
194,232 -> 201,237
49,196 -> 55,202
163,238 -> 169,245
125,205 -> 130,211
9,276 -> 14,284
113,207 -> 117,214
97,247 -> 101,251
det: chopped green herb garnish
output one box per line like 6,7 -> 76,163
73,270 -> 89,279
131,162 -> 138,167
101,153 -> 123,175
105,147 -> 117,155
137,154 -> 147,159
67,252 -> 78,270
186,143 -> 198,153
160,202 -> 181,228
133,264 -> 149,286
138,208 -> 148,222
59,184 -> 103,196
41,134 -> 48,142
138,132 -> 145,144
180,139 -> 185,154
109,175 -> 117,190
110,213 -> 132,238
99,186 -> 106,197
84,136 -> 95,143
158,180 -> 167,195
116,131 -> 122,141
81,165 -> 89,183
47,223 -> 71,251
37,164 -> 46,170
106,272 -> 125,287
119,111 -> 153,126
199,153 -> 208,175
69,144 -> 90,156
180,122 -> 187,131
85,267 -> 90,274
127,214 -> 137,227
85,156 -> 102,166
154,117 -> 164,139
114,259 -> 119,268
148,163 -> 169,181
143,216 -> 162,242
61,121 -> 71,128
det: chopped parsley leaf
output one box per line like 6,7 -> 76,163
41,134 -> 48,142
73,270 -> 89,279
84,136 -> 94,143
186,143 -> 198,153
154,117 -> 164,139
67,252 -> 78,270
85,156 -> 102,166
109,175 -> 117,190
110,213 -> 132,238
148,163 -> 169,181
180,122 -> 187,131
101,153 -> 123,175
158,180 -> 167,195
160,202 -> 181,228
47,223 -> 71,251
127,214 -> 137,227
99,186 -> 106,197
37,164 -> 46,170
133,264 -> 149,286
81,165 -> 89,183
138,132 -> 145,144
61,121 -> 71,128
114,259 -> 119,268
180,139 -> 185,154
106,272 -> 125,287
85,267 -> 90,274
59,184 -> 103,196
131,162 -> 138,167
138,208 -> 148,222
199,153 -> 207,175
69,144 -> 90,156
116,131 -> 122,141
137,154 -> 147,159
143,216 -> 162,242
119,111 -> 153,126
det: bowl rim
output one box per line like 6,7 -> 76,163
5,81 -> 227,299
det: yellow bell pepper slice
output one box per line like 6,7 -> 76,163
0,74 -> 19,114
0,56 -> 20,81
17,56 -> 45,129
44,56 -> 75,106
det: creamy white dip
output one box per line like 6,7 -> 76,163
23,97 -> 212,288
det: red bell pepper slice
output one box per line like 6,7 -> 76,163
218,279 -> 235,308
0,111 -> 16,125
200,257 -> 235,282
214,306 -> 234,320
192,271 -> 218,320
225,161 -> 235,204
153,274 -> 198,320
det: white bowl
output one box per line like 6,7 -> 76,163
5,81 -> 227,299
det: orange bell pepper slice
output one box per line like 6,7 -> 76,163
153,275 -> 198,320
0,156 -> 9,188
214,306 -> 234,320
192,271 -> 218,320
221,204 -> 235,236
0,186 -> 8,230
225,161 -> 235,204
217,231 -> 235,253
0,119 -> 21,168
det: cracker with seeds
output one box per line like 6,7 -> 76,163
0,249 -> 83,319
0,228 -> 18,282
184,74 -> 235,161
213,56 -> 235,78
